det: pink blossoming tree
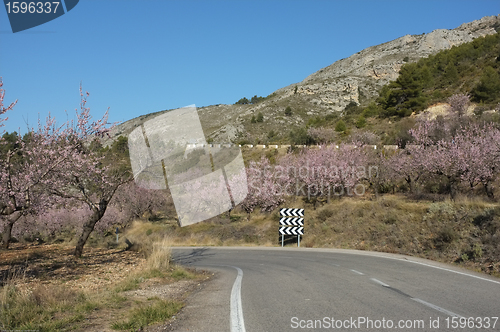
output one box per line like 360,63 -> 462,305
0,80 -> 131,256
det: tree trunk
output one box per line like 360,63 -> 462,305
406,176 -> 413,194
449,177 -> 458,201
1,211 -> 22,249
484,181 -> 494,199
370,179 -> 379,199
2,220 -> 15,249
74,202 -> 107,258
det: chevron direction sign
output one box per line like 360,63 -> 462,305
279,217 -> 304,226
280,208 -> 304,217
279,208 -> 305,247
279,226 -> 304,236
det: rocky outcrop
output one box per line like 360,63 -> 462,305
106,15 -> 499,144
276,15 -> 499,111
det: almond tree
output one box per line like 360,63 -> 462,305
409,118 -> 500,200
448,93 -> 470,120
241,157 -> 288,218
0,80 -> 130,255
0,122 -> 59,248
382,149 -> 422,194
112,181 -> 172,221
239,166 -> 259,219
0,78 -> 17,130
457,124 -> 500,198
43,87 -> 131,257
278,144 -> 370,207
410,120 -> 465,199
0,78 -> 23,248
0,79 -> 60,248
0,86 -> 91,249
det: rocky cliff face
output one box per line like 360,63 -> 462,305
276,15 -> 499,108
107,15 -> 499,144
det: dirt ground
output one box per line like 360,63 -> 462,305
0,243 -> 212,331
0,243 -> 144,288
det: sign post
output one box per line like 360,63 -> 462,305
279,208 -> 305,247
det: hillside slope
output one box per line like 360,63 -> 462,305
105,15 -> 500,145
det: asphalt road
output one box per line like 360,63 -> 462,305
169,247 -> 500,332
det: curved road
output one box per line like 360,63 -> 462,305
169,247 -> 500,332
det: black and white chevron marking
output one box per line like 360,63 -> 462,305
280,217 -> 304,226
280,208 -> 304,217
279,226 -> 304,236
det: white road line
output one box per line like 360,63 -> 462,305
350,269 -> 364,275
230,266 -> 246,332
412,298 -> 464,318
370,278 -> 390,287
398,259 -> 500,285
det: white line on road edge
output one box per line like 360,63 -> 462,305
351,269 -> 364,275
412,298 -> 464,318
399,259 -> 500,285
230,266 -> 246,332
370,278 -> 390,287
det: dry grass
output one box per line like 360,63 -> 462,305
0,238 -> 203,331
111,298 -> 182,331
0,273 -> 94,330
146,238 -> 171,271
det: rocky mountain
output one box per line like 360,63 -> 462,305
106,15 -> 500,145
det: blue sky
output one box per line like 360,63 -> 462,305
0,0 -> 498,134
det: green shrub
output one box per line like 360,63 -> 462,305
361,102 -> 379,118
472,66 -> 500,103
343,101 -> 361,115
235,97 -> 249,105
335,120 -> 347,132
250,95 -> 265,104
256,112 -> 264,123
289,128 -> 314,145
355,116 -> 366,128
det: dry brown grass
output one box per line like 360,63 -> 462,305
146,238 -> 171,271
0,271 -> 95,330
0,239 -> 204,331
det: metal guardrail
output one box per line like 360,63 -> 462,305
188,143 -> 399,150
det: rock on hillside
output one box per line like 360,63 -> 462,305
276,15 -> 499,108
105,15 -> 499,145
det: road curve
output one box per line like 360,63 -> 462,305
169,247 -> 500,332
